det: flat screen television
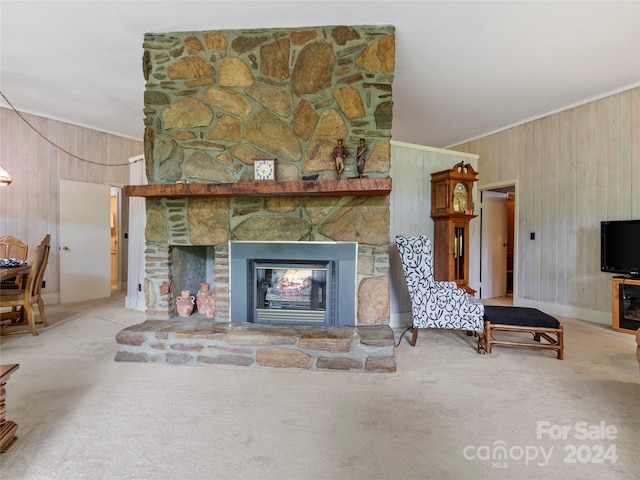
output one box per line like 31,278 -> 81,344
601,220 -> 640,277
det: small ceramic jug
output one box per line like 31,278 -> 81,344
196,282 -> 213,314
203,296 -> 216,318
176,290 -> 195,318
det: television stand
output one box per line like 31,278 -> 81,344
611,277 -> 640,334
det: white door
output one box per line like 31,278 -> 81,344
480,191 -> 508,299
59,179 -> 111,303
126,155 -> 147,311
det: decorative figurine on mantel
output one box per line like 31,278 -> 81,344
332,139 -> 347,179
356,138 -> 367,178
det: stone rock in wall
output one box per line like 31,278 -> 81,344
293,100 -> 317,141
276,162 -> 299,181
219,57 -> 254,87
319,197 -> 389,246
331,26 -> 361,46
303,197 -> 342,225
357,276 -> 389,325
144,127 -> 155,180
291,41 -> 335,96
206,116 -> 241,142
167,57 -> 215,79
155,136 -> 184,182
265,197 -> 298,214
260,38 -> 290,80
356,35 -> 395,73
303,109 -> 348,174
182,151 -> 235,183
291,30 -> 318,46
231,35 -> 269,55
144,91 -> 170,105
184,36 -> 204,55
333,86 -> 366,119
374,101 -> 393,130
231,215 -> 312,241
364,140 -> 391,173
162,97 -> 213,129
170,131 -> 197,140
228,143 -> 270,165
244,109 -> 302,162
188,198 -> 230,245
203,32 -> 228,51
203,86 -> 252,118
145,200 -> 169,243
246,85 -> 294,117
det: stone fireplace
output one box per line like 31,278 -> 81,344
118,25 -> 397,371
134,24 -> 395,327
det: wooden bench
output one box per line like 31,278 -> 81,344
482,307 -> 564,359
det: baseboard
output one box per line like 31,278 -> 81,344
389,311 -> 412,328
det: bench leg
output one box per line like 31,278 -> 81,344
485,321 -> 492,354
557,327 -> 564,360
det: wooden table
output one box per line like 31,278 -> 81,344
0,363 -> 20,452
0,265 -> 30,282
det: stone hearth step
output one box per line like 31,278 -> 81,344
115,321 -> 396,373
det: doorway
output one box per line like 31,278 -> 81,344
480,184 -> 516,302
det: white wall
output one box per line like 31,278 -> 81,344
389,141 -> 480,327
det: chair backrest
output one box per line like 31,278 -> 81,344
395,235 -> 435,295
0,235 -> 28,260
23,234 -> 51,303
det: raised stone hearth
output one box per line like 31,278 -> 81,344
115,322 -> 396,372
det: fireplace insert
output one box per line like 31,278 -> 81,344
230,241 -> 357,326
254,261 -> 331,324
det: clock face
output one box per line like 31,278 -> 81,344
254,159 -> 276,181
453,182 -> 468,212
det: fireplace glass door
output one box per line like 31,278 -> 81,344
254,262 -> 329,324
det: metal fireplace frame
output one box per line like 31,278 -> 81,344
229,241 -> 358,326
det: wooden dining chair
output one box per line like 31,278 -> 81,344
0,235 -> 28,288
0,234 -> 50,336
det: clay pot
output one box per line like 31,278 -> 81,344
176,290 -> 195,318
203,297 -> 216,318
196,282 -> 214,314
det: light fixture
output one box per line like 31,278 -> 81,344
0,164 -> 12,186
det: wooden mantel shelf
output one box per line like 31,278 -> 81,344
124,177 -> 392,198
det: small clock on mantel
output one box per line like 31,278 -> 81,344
253,158 -> 277,181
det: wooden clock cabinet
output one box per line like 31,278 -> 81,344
431,161 -> 479,295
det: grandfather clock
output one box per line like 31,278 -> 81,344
431,161 -> 479,295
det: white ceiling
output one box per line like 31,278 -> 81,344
1,1 -> 639,148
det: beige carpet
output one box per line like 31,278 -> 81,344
1,293 -> 638,480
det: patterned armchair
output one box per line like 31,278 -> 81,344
395,234 -> 485,347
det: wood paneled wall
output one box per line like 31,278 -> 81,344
389,142 -> 480,327
0,107 -> 143,301
450,86 -> 640,316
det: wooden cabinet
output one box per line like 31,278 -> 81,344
431,162 -> 479,294
611,277 -> 640,334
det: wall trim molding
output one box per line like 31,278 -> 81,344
391,140 -> 479,159
445,81 -> 640,149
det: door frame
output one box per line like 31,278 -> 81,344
479,180 -> 519,301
